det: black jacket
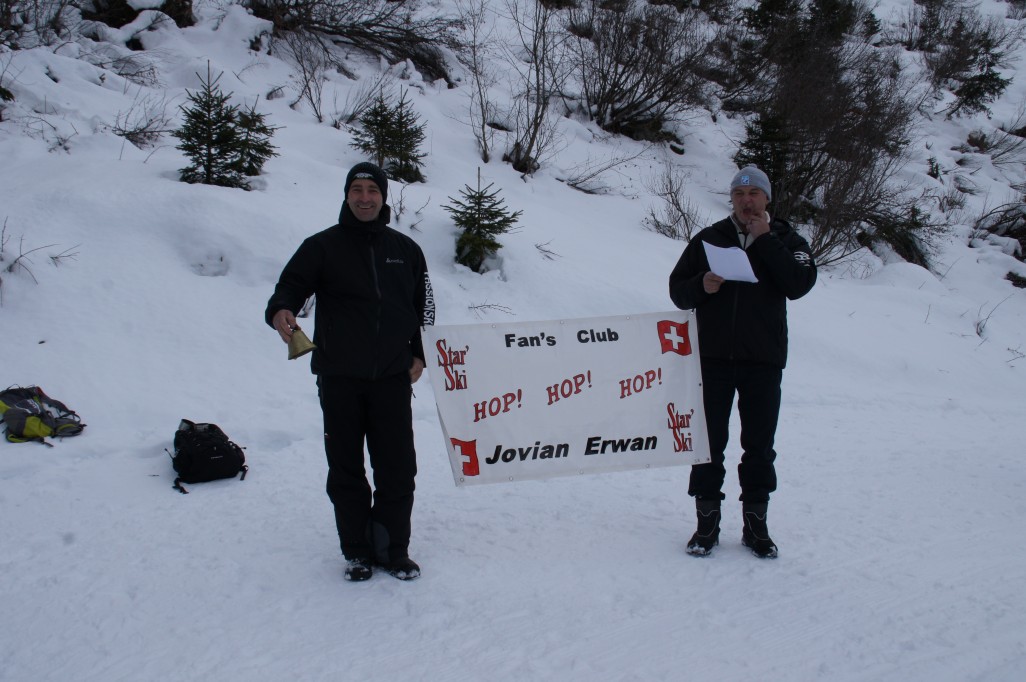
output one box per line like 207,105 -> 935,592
668,216 -> 816,368
265,203 -> 435,379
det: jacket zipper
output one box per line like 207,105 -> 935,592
727,224 -> 742,361
728,285 -> 739,361
368,238 -> 382,379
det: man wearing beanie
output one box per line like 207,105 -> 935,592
266,161 -> 435,581
668,165 -> 816,558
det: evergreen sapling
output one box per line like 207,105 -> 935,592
235,99 -> 279,177
444,169 -> 522,273
350,91 -> 395,169
389,88 -> 427,183
173,67 -> 278,189
349,87 -> 427,182
173,66 -> 245,189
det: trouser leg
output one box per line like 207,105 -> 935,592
318,376 -> 374,561
736,364 -> 782,503
364,373 -> 417,564
689,359 -> 734,501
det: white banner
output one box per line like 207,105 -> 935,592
424,311 -> 710,486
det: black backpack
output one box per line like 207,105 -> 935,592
168,419 -> 248,494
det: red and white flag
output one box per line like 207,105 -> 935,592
657,319 -> 692,356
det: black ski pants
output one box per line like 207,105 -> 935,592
317,372 -> 417,563
689,358 -> 782,503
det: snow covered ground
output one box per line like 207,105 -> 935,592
1,2 -> 1025,680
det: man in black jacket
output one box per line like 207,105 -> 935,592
669,165 -> 816,558
266,162 -> 435,581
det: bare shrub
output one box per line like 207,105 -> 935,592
0,49 -> 16,121
976,101 -> 1026,168
454,0 -> 500,163
246,0 -> 460,83
857,191 -> 943,269
501,0 -> 569,174
893,0 -> 1024,116
0,217 -> 77,306
937,184 -> 966,214
921,5 -> 1022,86
562,142 -> 651,194
273,30 -> 330,122
2,0 -> 75,48
565,1 -> 709,140
972,201 -> 1026,260
112,91 -> 173,147
330,70 -> 389,128
330,70 -> 389,127
535,240 -> 559,260
643,164 -> 705,241
732,0 -> 930,265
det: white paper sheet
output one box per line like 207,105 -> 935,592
703,242 -> 759,283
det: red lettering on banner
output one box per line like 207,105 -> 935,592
666,403 -> 695,453
619,368 -> 662,399
545,371 -> 592,405
451,437 -> 481,476
435,339 -> 470,391
473,389 -> 524,423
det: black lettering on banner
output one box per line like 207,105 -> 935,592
486,442 -> 570,464
504,332 -> 557,348
576,327 -> 620,343
584,435 -> 658,454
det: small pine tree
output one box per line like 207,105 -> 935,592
235,99 -> 279,177
388,88 -> 427,183
444,169 -> 522,273
173,65 -> 247,189
948,68 -> 1011,118
349,87 -> 428,183
350,91 -> 396,169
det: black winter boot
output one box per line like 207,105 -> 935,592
379,556 -> 420,581
686,498 -> 721,556
742,503 -> 778,558
344,557 -> 373,582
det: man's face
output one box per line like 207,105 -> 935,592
731,186 -> 769,222
347,178 -> 383,222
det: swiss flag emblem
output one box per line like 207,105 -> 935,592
451,438 -> 480,477
658,320 -> 692,356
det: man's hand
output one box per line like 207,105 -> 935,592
410,356 -> 425,384
272,309 -> 298,343
745,212 -> 771,239
703,272 -> 725,294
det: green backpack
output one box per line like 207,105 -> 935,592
0,386 -> 85,446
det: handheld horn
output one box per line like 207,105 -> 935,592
287,326 -> 317,360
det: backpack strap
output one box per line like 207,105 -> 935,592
5,430 -> 53,446
166,448 -> 189,493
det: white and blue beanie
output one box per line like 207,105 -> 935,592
730,165 -> 772,200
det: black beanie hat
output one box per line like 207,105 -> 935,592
344,162 -> 388,203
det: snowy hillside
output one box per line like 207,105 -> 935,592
1,1 -> 1025,680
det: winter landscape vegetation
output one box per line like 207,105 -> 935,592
1,0 -> 1025,679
